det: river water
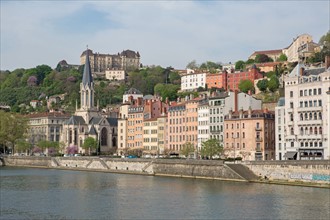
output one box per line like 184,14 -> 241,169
0,167 -> 329,220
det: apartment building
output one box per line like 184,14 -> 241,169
225,65 -> 263,91
181,70 -> 207,91
206,71 -> 226,90
167,103 -> 186,153
127,98 -> 144,149
276,60 -> 330,160
143,116 -> 166,155
224,108 -> 276,161
197,98 -> 209,152
208,90 -> 262,150
27,112 -> 71,146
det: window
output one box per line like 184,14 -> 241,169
300,90 -> 303,96
318,88 -> 322,95
290,91 -> 293,97
290,102 -> 293,108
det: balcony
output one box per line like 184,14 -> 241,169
297,120 -> 323,126
297,106 -> 322,112
255,126 -> 262,131
255,148 -> 262,152
256,137 -> 263,142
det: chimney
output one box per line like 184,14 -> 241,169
234,90 -> 238,112
137,97 -> 142,106
325,55 -> 330,69
190,93 -> 194,100
300,67 -> 305,76
263,107 -> 268,113
248,106 -> 252,118
239,108 -> 243,118
165,97 -> 169,104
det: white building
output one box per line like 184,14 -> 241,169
181,70 -> 206,92
197,100 -> 209,152
275,97 -> 287,160
278,60 -> 330,160
122,88 -> 143,103
105,69 -> 126,81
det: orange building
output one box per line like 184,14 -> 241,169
167,96 -> 202,154
206,70 -> 226,90
224,108 -> 275,161
127,97 -> 144,149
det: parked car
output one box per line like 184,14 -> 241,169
127,155 -> 138,159
74,154 -> 81,157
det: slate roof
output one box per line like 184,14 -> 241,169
106,118 -> 118,126
67,115 -> 86,125
82,49 -> 93,86
124,87 -> 142,95
89,124 -> 97,135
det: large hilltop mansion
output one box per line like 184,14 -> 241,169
23,33 -> 329,160
80,49 -> 140,78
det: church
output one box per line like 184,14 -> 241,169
60,49 -> 118,155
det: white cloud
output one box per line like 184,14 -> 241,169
1,1 -> 329,71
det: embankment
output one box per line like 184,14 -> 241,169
2,156 -> 329,187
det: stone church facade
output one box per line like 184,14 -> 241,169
60,50 -> 118,154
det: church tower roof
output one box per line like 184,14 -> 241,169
82,49 -> 93,86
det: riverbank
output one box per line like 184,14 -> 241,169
1,156 -> 329,188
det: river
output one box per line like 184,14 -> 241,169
0,167 -> 329,220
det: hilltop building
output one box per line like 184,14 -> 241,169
80,49 -> 140,75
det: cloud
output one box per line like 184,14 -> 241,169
1,1 -> 329,71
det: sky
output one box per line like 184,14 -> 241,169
1,0 -> 329,71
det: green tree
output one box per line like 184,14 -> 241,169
255,54 -> 273,63
154,83 -> 180,101
0,111 -> 29,154
245,59 -> 255,65
168,71 -> 181,84
235,60 -> 245,71
238,79 -> 254,93
37,140 -> 59,154
200,139 -> 223,159
15,139 -> 31,154
82,137 -> 98,155
180,142 -> 195,158
257,79 -> 268,92
186,60 -> 199,69
268,75 -> 279,92
277,53 -> 288,62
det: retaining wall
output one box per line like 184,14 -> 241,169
2,156 -> 330,186
244,160 -> 330,184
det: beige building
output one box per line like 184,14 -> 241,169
283,34 -> 313,62
27,112 -> 71,151
80,49 -> 140,75
224,108 -> 275,161
143,116 -> 166,156
249,49 -> 283,61
105,69 -> 126,81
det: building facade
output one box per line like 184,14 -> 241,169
277,61 -> 330,160
283,34 -> 313,62
224,108 -> 276,161
80,49 -> 140,74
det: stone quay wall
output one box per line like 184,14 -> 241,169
244,160 -> 330,184
2,156 -> 330,186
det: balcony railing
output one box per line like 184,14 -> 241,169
255,127 -> 262,131
256,137 -> 263,142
